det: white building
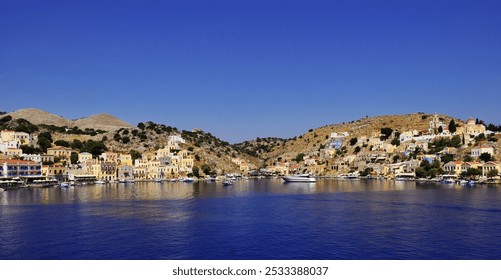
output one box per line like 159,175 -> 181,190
471,146 -> 494,158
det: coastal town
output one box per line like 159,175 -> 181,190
1,110 -> 501,188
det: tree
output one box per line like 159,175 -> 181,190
54,140 -> 70,147
350,137 -> 358,146
137,122 -> 145,130
38,132 -> 53,142
20,145 -> 42,155
415,167 -> 428,178
438,126 -> 443,133
130,150 -> 142,162
354,146 -> 361,154
441,154 -> 454,164
391,138 -> 400,146
488,169 -> 499,178
192,166 -> 200,178
380,127 -> 393,140
71,139 -> 83,150
37,137 -> 52,152
295,153 -> 305,162
475,133 -> 486,141
450,135 -> 462,148
82,140 -> 108,157
479,152 -> 493,162
448,120 -> 457,134
70,152 -> 79,164
466,168 -> 482,178
463,155 -> 473,162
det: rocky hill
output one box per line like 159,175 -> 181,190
5,108 -> 133,131
73,113 -> 133,131
236,113 -> 463,164
6,108 -> 71,127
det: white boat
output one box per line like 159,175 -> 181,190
27,179 -> 59,188
282,174 -> 316,183
0,177 -> 24,188
223,179 -> 234,186
95,180 -> 106,184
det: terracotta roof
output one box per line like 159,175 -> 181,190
0,159 -> 38,164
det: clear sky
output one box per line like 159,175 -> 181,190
2,0 -> 500,143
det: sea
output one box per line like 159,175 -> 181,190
1,179 -> 501,260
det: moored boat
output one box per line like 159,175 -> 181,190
282,174 -> 316,183
223,180 -> 234,186
27,178 -> 59,188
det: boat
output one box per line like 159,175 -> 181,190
59,182 -> 70,188
27,179 -> 59,188
223,180 -> 234,186
155,178 -> 163,183
0,177 -> 24,188
463,180 -> 476,187
282,174 -> 316,183
95,180 -> 106,184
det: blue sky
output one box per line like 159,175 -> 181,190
2,0 -> 500,143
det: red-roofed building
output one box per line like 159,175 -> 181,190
0,159 -> 42,178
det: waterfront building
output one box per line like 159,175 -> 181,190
100,152 -> 118,163
43,163 -> 67,179
461,162 -> 483,174
117,165 -> 134,181
444,161 -> 464,176
119,154 -> 132,166
482,161 -> 501,177
165,165 -> 179,178
133,166 -> 147,180
78,152 -> 93,164
90,161 -> 117,181
0,159 -> 42,177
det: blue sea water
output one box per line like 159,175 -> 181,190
1,179 -> 501,260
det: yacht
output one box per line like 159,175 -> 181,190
282,174 -> 316,183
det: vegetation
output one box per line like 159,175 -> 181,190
415,159 -> 443,178
54,140 -> 70,147
349,137 -> 358,146
479,152 -> 493,162
380,127 -> 393,141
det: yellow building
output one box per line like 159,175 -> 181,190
78,152 -> 93,163
482,161 -> 501,177
100,152 -> 118,163
465,118 -> 486,136
47,146 -> 72,162
119,154 -> 132,166
6,148 -> 22,158
43,163 -> 67,178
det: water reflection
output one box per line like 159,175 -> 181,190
0,179 -> 454,206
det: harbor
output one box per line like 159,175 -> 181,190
2,178 -> 501,260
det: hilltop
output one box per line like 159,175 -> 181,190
5,108 -> 133,131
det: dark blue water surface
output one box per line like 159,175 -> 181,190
1,179 -> 501,260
